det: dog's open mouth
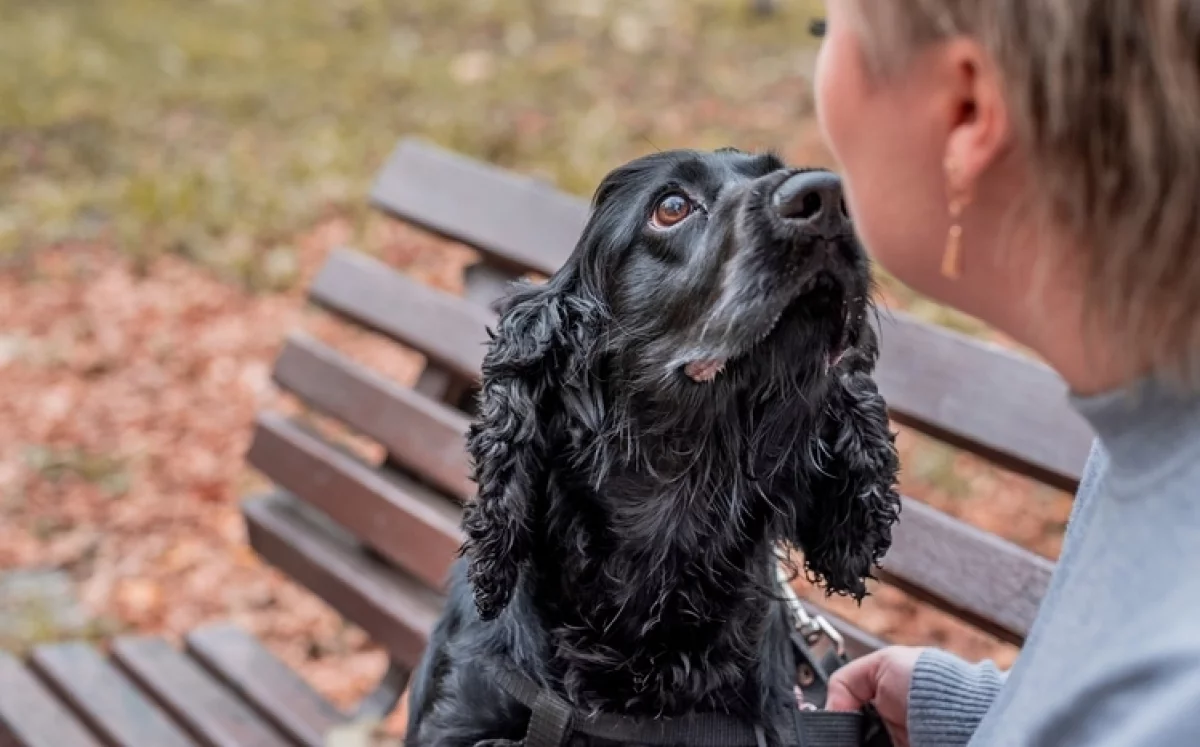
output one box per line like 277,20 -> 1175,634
683,274 -> 852,384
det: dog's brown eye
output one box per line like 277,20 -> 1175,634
651,193 -> 692,228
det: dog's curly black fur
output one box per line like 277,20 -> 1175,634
405,149 -> 901,746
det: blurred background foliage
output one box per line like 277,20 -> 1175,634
1,0 -> 830,287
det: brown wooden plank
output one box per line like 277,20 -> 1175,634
309,248 -> 490,383
272,333 -> 473,501
185,625 -> 344,747
110,637 -> 293,747
243,492 -> 442,669
0,651 -> 104,747
370,138 -> 585,277
364,141 -> 1095,486
28,642 -> 195,747
876,312 -> 1093,492
246,412 -> 463,591
880,498 -> 1053,645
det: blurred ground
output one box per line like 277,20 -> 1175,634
1,0 -> 1072,718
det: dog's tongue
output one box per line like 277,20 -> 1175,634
684,358 -> 726,383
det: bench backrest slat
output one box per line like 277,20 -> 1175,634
370,138 -> 1095,489
243,495 -> 441,668
876,315 -> 1092,492
370,139 -> 586,276
310,248 -> 490,384
247,412 -> 462,592
273,332 -> 474,500
881,499 -> 1053,644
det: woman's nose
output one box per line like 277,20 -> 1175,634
772,170 -> 849,232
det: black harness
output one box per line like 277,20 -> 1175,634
495,573 -> 894,747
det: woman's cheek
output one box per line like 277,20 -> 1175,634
814,33 -> 887,262
813,36 -> 849,170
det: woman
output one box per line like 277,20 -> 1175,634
812,2 -> 1200,746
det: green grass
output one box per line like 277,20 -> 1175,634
2,0 -> 825,287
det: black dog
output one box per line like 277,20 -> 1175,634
405,148 -> 901,746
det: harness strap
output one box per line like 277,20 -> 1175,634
527,686 -> 573,747
495,667 -> 869,747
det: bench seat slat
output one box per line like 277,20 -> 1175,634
273,332 -> 473,501
246,412 -> 463,591
28,642 -> 196,747
367,138 -> 1095,488
110,637 -> 294,747
184,624 -> 346,747
310,248 -> 490,382
243,492 -> 442,669
0,651 -> 104,747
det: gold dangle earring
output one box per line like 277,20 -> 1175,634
942,157 -> 969,280
942,197 -> 964,279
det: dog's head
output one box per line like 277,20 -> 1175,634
463,149 -> 897,620
589,148 -> 873,399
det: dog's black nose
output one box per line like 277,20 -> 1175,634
772,171 -> 847,228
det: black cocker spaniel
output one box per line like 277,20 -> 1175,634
405,148 -> 901,746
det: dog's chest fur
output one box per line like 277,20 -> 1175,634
524,436 -> 800,717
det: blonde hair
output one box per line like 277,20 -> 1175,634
855,1 -> 1200,384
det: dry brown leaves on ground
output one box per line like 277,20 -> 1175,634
0,216 -> 472,713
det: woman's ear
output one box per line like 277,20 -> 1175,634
942,36 -> 1012,190
462,275 -> 602,620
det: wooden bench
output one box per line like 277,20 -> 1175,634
244,137 -> 1095,706
0,138 -> 1096,746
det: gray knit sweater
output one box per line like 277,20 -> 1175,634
907,377 -> 1200,746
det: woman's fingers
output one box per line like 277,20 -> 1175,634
826,650 -> 886,711
825,646 -> 923,747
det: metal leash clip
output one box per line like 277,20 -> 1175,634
775,562 -> 845,658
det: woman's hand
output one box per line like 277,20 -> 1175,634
826,646 -> 923,747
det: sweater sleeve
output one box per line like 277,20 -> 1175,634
907,648 -> 1007,747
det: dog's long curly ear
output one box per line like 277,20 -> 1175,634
462,275 -> 601,620
793,367 -> 902,600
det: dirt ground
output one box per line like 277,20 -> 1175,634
2,0 -> 1074,726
